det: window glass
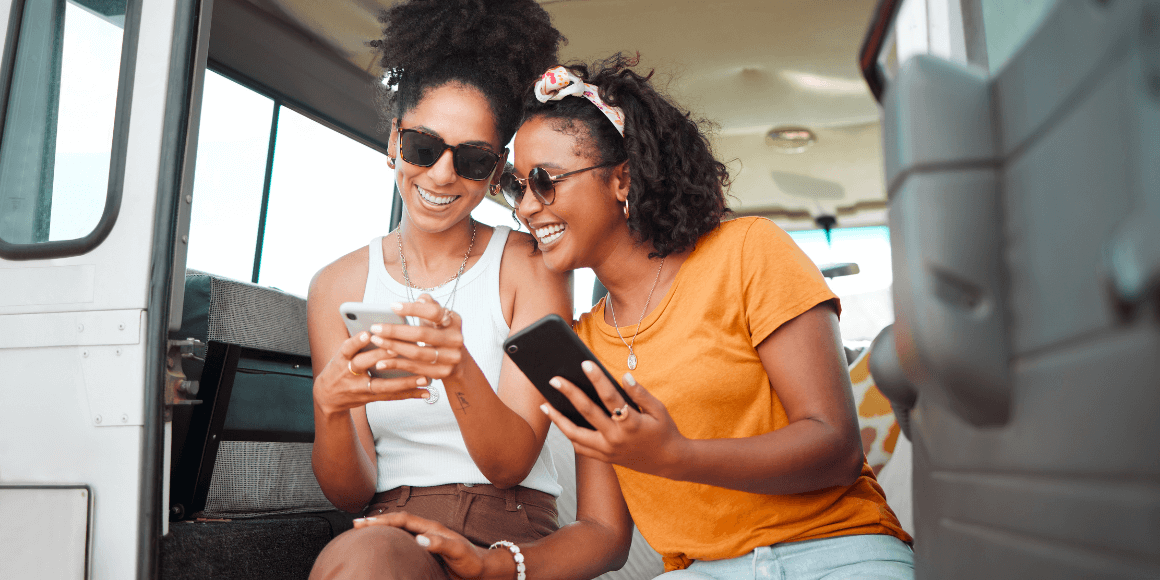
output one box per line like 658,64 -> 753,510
0,0 -> 126,245
789,226 -> 893,343
257,107 -> 394,297
185,71 -> 273,281
980,0 -> 1057,73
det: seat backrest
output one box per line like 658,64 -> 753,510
171,271 -> 333,519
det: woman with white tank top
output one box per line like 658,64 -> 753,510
304,2 -> 587,578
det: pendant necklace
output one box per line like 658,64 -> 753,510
607,256 -> 665,371
395,219 -> 477,404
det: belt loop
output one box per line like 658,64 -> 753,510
505,488 -> 518,512
396,485 -> 411,507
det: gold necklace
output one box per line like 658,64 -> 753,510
396,219 -> 477,312
606,256 -> 665,371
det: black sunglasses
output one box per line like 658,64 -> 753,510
500,161 -> 623,208
394,120 -> 504,181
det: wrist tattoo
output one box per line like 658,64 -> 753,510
455,392 -> 470,412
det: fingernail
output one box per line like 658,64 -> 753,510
539,403 -> 550,415
376,361 -> 387,370
624,372 -> 636,386
390,303 -> 403,312
385,349 -> 396,357
415,535 -> 430,547
581,360 -> 596,372
370,324 -> 383,334
370,335 -> 384,346
549,377 -> 562,389
417,377 -> 428,386
353,517 -> 365,524
359,332 -> 370,341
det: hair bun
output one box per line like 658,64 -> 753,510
374,0 -> 563,94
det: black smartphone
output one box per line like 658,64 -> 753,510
504,314 -> 637,430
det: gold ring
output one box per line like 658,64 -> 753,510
348,360 -> 361,376
431,348 -> 440,365
611,404 -> 631,422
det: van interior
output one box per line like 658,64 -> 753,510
0,0 -> 1157,579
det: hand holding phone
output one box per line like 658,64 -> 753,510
503,314 -> 637,429
340,302 -> 414,380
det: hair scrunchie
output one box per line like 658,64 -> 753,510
533,66 -> 626,136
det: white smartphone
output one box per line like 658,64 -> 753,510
339,301 -> 414,379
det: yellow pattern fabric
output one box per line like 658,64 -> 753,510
849,347 -> 901,474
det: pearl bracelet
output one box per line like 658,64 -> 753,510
488,540 -> 526,580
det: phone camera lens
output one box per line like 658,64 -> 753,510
506,345 -> 518,354
345,313 -> 357,320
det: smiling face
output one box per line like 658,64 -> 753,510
391,83 -> 506,233
513,115 -> 631,273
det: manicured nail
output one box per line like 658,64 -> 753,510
353,517 -> 365,524
376,361 -> 388,370
624,373 -> 636,386
549,377 -> 562,389
581,360 -> 596,373
370,335 -> 384,346
370,324 -> 383,334
539,403 -> 550,415
385,349 -> 396,357
390,303 -> 404,312
359,332 -> 370,341
417,377 -> 428,386
415,535 -> 430,547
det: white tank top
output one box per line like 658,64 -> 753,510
362,226 -> 561,496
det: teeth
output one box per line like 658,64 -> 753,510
418,186 -> 457,206
535,224 -> 565,245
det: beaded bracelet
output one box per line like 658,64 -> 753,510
488,540 -> 526,580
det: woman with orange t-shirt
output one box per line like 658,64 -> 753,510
357,54 -> 913,580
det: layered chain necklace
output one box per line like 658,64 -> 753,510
606,257 -> 665,370
396,219 -> 477,313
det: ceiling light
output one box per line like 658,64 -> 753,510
765,127 -> 816,153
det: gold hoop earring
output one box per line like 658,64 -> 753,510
623,199 -> 630,220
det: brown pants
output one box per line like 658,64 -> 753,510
310,484 -> 558,580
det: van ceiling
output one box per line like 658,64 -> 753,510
229,0 -> 885,230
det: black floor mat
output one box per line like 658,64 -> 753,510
161,512 -> 355,580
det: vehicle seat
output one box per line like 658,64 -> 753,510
163,270 -> 352,580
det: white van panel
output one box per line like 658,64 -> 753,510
0,486 -> 91,579
0,0 -> 185,577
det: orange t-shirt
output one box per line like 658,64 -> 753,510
574,217 -> 911,571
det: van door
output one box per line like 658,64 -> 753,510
865,0 -> 1160,578
0,0 -> 208,578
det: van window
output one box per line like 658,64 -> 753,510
0,0 -> 127,248
789,225 -> 893,344
255,107 -> 394,296
185,70 -> 274,282
978,0 -> 1058,72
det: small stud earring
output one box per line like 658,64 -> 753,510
387,157 -> 396,170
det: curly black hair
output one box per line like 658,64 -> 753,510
369,0 -> 564,146
520,54 -> 731,258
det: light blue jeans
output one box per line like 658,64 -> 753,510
656,534 -> 914,580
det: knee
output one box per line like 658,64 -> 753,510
311,526 -> 436,579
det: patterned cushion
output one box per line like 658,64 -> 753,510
849,347 -> 902,474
